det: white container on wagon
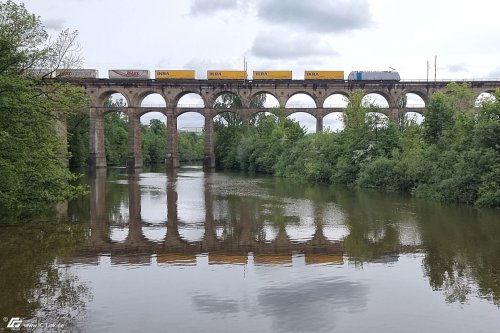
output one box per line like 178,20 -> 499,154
55,69 -> 98,78
108,70 -> 150,79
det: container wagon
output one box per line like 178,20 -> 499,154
253,70 -> 292,80
304,70 -> 344,80
348,71 -> 400,81
207,70 -> 247,80
155,70 -> 195,79
55,69 -> 99,79
25,68 -> 53,78
108,70 -> 150,79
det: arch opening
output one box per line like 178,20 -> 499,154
140,94 -> 168,165
287,112 -> 316,133
324,93 -> 349,108
177,93 -> 205,108
366,112 -> 389,129
404,93 -> 426,108
214,110 -> 241,127
99,91 -> 129,108
140,93 -> 166,108
177,112 -> 204,163
252,92 -> 277,108
475,92 -> 496,107
403,112 -> 424,125
213,92 -> 241,109
104,94 -> 129,166
140,113 -> 167,166
362,93 -> 389,108
105,93 -> 128,110
285,93 -> 316,109
323,113 -> 345,132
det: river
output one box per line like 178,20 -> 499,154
0,166 -> 499,332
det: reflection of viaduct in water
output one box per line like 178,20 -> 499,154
81,169 -> 345,264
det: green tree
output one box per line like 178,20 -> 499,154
0,1 -> 88,211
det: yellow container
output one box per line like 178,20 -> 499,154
253,70 -> 292,80
208,253 -> 248,265
155,70 -> 195,79
304,71 -> 344,80
207,70 -> 247,80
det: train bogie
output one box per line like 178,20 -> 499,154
155,70 -> 195,79
207,70 -> 247,80
348,71 -> 400,81
108,70 -> 150,79
253,71 -> 292,80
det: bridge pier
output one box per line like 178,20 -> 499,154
127,110 -> 143,168
316,116 -> 323,133
166,113 -> 179,169
88,108 -> 107,168
203,109 -> 215,170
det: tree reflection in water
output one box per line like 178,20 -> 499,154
0,216 -> 91,328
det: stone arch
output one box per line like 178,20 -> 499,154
177,111 -> 205,133
402,93 -> 427,111
245,109 -> 278,126
213,109 -> 243,127
323,92 -> 350,107
212,91 -> 246,108
323,111 -> 344,132
135,90 -> 168,108
403,90 -> 428,106
97,89 -> 131,108
403,111 -> 424,123
362,92 -> 390,108
285,92 -> 318,108
173,91 -> 206,107
287,111 -> 317,133
250,91 -> 281,108
366,111 -> 390,128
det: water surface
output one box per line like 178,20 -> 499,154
1,167 -> 499,332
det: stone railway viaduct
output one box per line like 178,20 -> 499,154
70,79 -> 500,169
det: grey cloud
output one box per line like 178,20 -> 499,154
190,0 -> 239,15
446,63 -> 467,72
258,277 -> 368,332
257,0 -> 372,33
43,18 -> 66,30
250,32 -> 337,59
192,293 -> 240,315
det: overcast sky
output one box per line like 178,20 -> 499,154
17,0 -> 500,130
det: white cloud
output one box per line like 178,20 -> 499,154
190,0 -> 239,15
446,63 -> 468,73
257,0 -> 372,33
250,32 -> 337,59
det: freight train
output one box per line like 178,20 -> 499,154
49,69 -> 401,81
